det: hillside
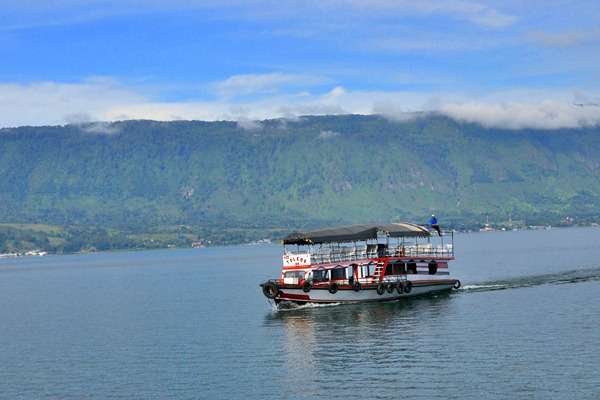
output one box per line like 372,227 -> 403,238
1,114 -> 600,252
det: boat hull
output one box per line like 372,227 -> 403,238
275,280 -> 455,304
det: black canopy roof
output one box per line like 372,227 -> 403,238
282,223 -> 431,245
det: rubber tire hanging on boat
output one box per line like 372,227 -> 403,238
376,283 -> 385,295
453,280 -> 461,289
403,281 -> 413,294
386,283 -> 394,293
428,261 -> 438,275
353,282 -> 361,292
262,282 -> 279,299
328,283 -> 339,294
302,281 -> 312,293
396,283 -> 404,294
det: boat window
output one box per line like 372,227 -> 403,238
393,262 -> 406,275
360,264 -> 372,278
313,269 -> 328,282
385,263 -> 394,276
407,261 -> 417,274
284,271 -> 305,279
347,266 -> 355,279
331,268 -> 346,280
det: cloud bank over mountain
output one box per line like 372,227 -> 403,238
1,76 -> 599,130
2,1 -> 600,130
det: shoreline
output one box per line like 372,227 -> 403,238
2,224 -> 598,259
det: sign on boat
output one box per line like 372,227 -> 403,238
260,222 -> 460,307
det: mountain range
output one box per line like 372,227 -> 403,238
1,114 -> 599,252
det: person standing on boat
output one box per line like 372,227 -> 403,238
430,214 -> 442,236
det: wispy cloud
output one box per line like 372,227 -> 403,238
64,113 -> 123,134
1,0 -> 517,32
526,29 -> 600,48
362,33 -> 506,53
319,130 -> 341,139
438,100 -> 600,130
0,77 -> 145,127
236,118 -> 263,130
2,77 -> 600,130
212,72 -> 328,97
243,0 -> 517,29
338,0 -> 517,28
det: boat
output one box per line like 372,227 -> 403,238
260,222 -> 460,306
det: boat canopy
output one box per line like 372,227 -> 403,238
282,223 -> 431,245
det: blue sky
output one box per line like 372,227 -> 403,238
1,0 -> 600,128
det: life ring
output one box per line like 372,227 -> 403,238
396,283 -> 404,294
328,283 -> 339,294
302,281 -> 312,293
353,282 -> 361,292
386,283 -> 395,293
262,282 -> 279,299
376,283 -> 385,295
403,281 -> 412,294
453,280 -> 461,289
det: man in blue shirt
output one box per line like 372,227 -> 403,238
430,214 -> 441,236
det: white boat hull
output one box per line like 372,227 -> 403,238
276,279 -> 456,304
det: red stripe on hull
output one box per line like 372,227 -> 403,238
278,293 -> 310,301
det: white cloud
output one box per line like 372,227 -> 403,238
1,0 -> 517,32
364,35 -> 496,53
339,0 -> 517,28
2,77 -> 600,131
63,112 -> 123,134
319,130 -> 341,139
526,29 -> 600,48
438,100 -> 600,130
0,77 -> 145,127
461,6 -> 517,28
212,72 -> 328,97
236,118 -> 263,130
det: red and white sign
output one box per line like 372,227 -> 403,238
283,253 -> 311,267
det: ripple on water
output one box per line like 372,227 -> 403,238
1,229 -> 600,399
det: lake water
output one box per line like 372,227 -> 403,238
1,227 -> 599,399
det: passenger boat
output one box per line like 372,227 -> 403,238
260,223 -> 460,306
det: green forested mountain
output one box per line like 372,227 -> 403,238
1,114 -> 600,251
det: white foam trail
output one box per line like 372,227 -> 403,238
458,267 -> 600,293
275,302 -> 342,312
461,284 -> 505,291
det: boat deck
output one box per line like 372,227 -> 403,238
284,243 -> 454,268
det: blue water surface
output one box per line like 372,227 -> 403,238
1,227 -> 599,399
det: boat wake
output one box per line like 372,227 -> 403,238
459,266 -> 600,293
273,301 -> 342,312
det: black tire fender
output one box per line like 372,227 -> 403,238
262,282 -> 279,299
386,283 -> 394,293
453,280 -> 461,289
353,282 -> 361,292
428,261 -> 438,275
302,281 -> 312,293
403,281 -> 412,294
376,283 -> 385,295
328,283 -> 339,294
396,283 -> 404,294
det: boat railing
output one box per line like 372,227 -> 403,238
309,243 -> 454,265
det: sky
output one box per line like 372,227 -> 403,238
1,0 -> 600,129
